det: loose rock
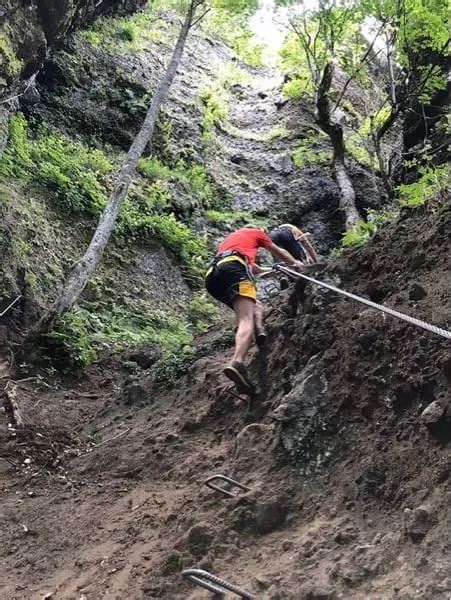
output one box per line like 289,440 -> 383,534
420,401 -> 445,424
403,504 -> 437,542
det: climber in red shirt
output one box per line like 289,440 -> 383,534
205,226 -> 304,396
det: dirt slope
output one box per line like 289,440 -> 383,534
0,201 -> 450,599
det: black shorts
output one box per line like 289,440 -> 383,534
205,259 -> 257,308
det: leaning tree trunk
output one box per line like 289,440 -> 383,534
315,62 -> 360,230
21,3 -> 197,346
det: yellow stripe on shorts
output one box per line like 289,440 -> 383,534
238,280 -> 257,300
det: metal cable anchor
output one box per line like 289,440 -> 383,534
182,568 -> 254,598
204,474 -> 250,498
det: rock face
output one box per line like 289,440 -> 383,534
0,0 -> 145,95
275,353 -> 330,471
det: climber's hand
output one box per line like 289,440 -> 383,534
292,260 -> 306,272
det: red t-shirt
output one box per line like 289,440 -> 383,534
217,228 -> 273,265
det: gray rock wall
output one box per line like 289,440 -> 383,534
0,0 -> 146,95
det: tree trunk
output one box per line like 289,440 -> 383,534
315,62 -> 360,230
21,3 -> 197,347
372,128 -> 394,198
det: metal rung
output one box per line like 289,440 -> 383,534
204,474 -> 250,498
182,568 -> 254,599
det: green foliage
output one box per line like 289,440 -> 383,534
282,76 -> 310,99
201,2 -> 263,66
205,210 -> 255,225
0,31 -> 23,78
138,157 -> 214,207
341,219 -> 376,247
149,214 -> 208,276
138,157 -> 173,180
366,207 -> 399,226
226,123 -> 290,142
397,165 -> 448,208
81,6 -> 169,53
231,30 -> 265,66
279,5 -> 365,99
47,310 -> 98,368
187,292 -> 220,332
346,132 -> 373,167
177,161 -> 214,207
200,86 -> 229,142
1,116 -> 208,278
0,113 -> 33,177
293,134 -> 330,167
280,34 -> 315,99
360,106 -> 392,136
358,0 -> 447,102
151,348 -> 195,387
340,99 -> 362,120
339,207 -> 399,249
93,303 -> 193,351
0,114 -> 114,215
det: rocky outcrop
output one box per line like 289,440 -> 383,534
0,0 -> 146,95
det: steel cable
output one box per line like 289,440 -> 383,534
275,265 -> 451,341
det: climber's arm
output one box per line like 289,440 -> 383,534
268,243 -> 305,271
298,231 -> 319,263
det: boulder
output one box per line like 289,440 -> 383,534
420,401 -> 445,424
403,504 -> 437,542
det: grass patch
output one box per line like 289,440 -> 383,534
80,7 -> 170,54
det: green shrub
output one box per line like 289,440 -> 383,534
138,158 -> 213,207
0,114 -> 114,215
0,113 -> 33,177
341,208 -> 399,248
47,310 -> 97,369
151,349 -> 195,387
178,161 -> 213,207
200,87 -> 229,142
80,7 -> 168,53
137,157 -> 172,180
205,208 -> 263,226
293,134 -> 330,167
187,292 -> 220,332
337,208 -> 399,251
341,220 -> 375,247
346,134 -> 372,166
283,77 -> 310,100
232,30 -> 265,67
149,214 -> 208,276
398,165 -> 448,208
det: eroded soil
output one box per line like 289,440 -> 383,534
0,202 -> 450,599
